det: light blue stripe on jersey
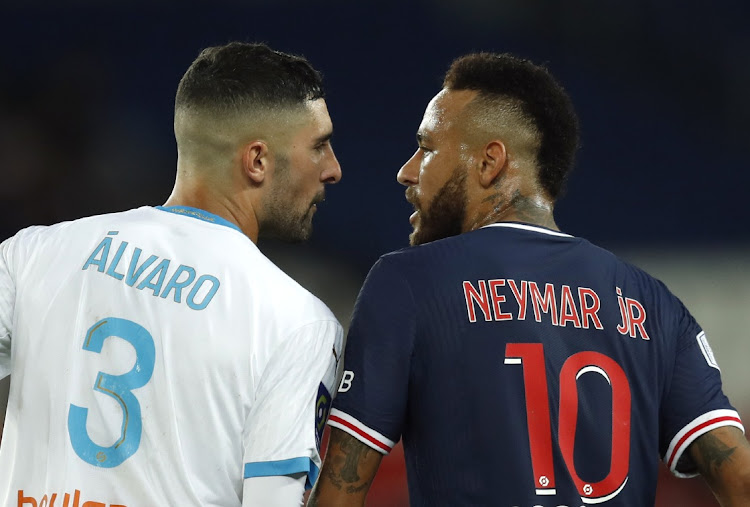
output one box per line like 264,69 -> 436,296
155,206 -> 243,233
244,457 -> 320,490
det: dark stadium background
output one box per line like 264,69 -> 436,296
2,2 -> 749,505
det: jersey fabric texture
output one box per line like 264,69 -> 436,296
0,206 -> 344,507
330,222 -> 742,507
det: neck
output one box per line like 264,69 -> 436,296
468,188 -> 558,232
163,178 -> 260,242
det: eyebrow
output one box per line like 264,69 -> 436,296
313,131 -> 333,146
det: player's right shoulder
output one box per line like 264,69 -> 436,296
1,208 -> 163,274
7,208 -> 147,242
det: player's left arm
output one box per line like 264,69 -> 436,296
308,427 -> 383,507
689,426 -> 750,506
242,318 -> 344,507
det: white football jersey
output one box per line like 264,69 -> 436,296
0,206 -> 344,507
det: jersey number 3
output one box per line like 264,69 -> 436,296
68,318 -> 155,468
505,343 -> 631,504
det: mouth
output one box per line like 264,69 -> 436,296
405,189 -> 420,226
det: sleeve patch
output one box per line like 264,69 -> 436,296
315,382 -> 332,450
697,331 -> 720,371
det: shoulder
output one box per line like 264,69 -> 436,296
2,209 -> 145,255
244,252 -> 341,338
581,238 -> 690,334
374,233 -> 467,271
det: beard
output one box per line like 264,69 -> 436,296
259,158 -> 323,243
260,194 -> 321,242
408,166 -> 467,246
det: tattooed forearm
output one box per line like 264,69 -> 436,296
695,432 -> 738,480
330,435 -> 375,493
338,436 -> 375,485
310,428 -> 382,503
685,427 -> 750,506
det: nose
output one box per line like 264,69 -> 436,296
322,147 -> 342,184
397,149 -> 420,187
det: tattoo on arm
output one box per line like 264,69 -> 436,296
328,430 -> 378,493
694,432 -> 738,481
310,428 -> 383,505
338,436 -> 373,488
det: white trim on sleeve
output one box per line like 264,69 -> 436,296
327,408 -> 396,454
665,409 -> 744,478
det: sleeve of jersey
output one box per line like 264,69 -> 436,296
660,301 -> 743,478
0,235 -> 17,380
243,319 -> 343,491
328,257 -> 415,455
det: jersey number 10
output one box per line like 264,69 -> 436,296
505,343 -> 631,504
67,318 -> 155,468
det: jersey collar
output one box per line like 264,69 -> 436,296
481,222 -> 574,238
155,206 -> 243,233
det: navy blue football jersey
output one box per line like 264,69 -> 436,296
329,223 -> 742,507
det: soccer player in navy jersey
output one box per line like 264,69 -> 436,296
309,53 -> 750,506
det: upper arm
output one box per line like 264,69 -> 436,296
308,427 -> 384,507
242,318 -> 344,496
689,426 -> 750,506
328,257 -> 416,453
312,257 -> 414,505
660,300 -> 743,476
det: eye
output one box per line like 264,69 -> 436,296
418,145 -> 432,154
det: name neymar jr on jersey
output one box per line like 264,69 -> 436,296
462,279 -> 649,340
82,231 -> 220,311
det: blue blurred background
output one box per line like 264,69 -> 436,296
2,1 -> 749,505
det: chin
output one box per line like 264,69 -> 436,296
409,228 -> 428,246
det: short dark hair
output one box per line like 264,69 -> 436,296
444,53 -> 579,200
175,42 -> 324,112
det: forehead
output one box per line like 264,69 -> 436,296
299,98 -> 332,133
419,89 -> 477,138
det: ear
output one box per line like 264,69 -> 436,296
242,141 -> 269,184
478,140 -> 507,188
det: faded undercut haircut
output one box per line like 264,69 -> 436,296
175,42 -> 324,114
444,53 -> 579,200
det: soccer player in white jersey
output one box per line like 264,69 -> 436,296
0,42 -> 344,506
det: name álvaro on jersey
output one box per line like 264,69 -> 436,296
82,231 -> 220,311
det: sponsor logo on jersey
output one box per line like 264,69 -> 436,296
338,370 -> 354,393
18,489 -> 125,507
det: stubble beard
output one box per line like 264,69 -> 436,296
258,158 -> 322,243
409,166 -> 467,246
261,201 -> 317,243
